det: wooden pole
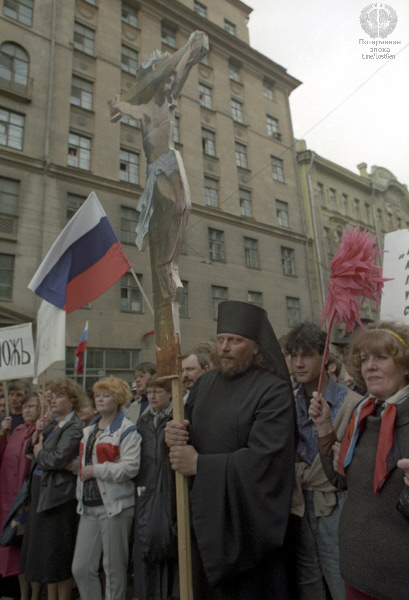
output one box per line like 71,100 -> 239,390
171,375 -> 193,600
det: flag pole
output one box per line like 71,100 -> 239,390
129,268 -> 154,315
83,345 -> 88,389
4,382 -> 8,418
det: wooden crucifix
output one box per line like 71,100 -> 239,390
109,30 -> 209,600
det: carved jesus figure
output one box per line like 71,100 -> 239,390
110,31 -> 208,301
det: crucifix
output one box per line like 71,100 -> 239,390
109,30 -> 209,600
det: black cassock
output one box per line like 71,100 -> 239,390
186,366 -> 296,600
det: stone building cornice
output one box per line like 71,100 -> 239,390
139,0 -> 301,92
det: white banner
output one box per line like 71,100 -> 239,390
34,300 -> 66,380
380,229 -> 409,323
0,322 -> 35,381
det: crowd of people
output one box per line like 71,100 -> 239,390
0,301 -> 408,600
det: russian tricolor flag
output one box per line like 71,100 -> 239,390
75,321 -> 88,374
28,192 -> 131,313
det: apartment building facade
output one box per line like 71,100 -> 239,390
0,0 -> 313,385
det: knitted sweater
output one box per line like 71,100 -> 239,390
320,397 -> 409,600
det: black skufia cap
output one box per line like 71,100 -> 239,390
217,301 -> 291,385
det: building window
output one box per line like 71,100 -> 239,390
74,22 -> 94,56
66,193 -> 86,222
228,61 -> 240,82
318,183 -> 325,207
180,281 -> 189,317
0,43 -> 29,86
329,188 -> 337,211
70,76 -> 93,110
263,78 -> 274,100
0,253 -> 14,299
235,142 -> 248,169
208,228 -> 224,262
202,128 -> 216,156
231,98 -> 244,123
121,45 -> 138,75
212,285 -> 227,319
224,19 -> 236,35
239,189 -> 252,217
281,247 -> 295,276
0,108 -> 24,150
173,116 -> 180,144
354,198 -> 361,220
342,193 -> 349,216
204,177 -> 219,208
365,203 -> 372,224
120,205 -> 138,244
3,0 -> 33,26
244,237 -> 259,269
377,209 -> 384,229
120,114 -> 139,128
266,115 -> 280,138
122,3 -> 138,28
194,1 -> 207,18
161,24 -> 176,48
271,156 -> 284,182
276,199 -> 289,227
66,347 -> 140,388
248,291 -> 262,307
286,297 -> 300,327
68,133 -> 91,170
323,227 -> 330,253
199,83 -> 212,109
0,177 -> 18,236
120,149 -> 139,184
120,273 -> 142,312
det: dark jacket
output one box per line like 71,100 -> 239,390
27,413 -> 83,513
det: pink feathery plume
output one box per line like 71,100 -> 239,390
316,226 -> 390,394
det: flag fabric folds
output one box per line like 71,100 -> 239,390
75,321 -> 88,374
28,192 -> 131,314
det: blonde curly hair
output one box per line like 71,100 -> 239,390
93,376 -> 131,407
349,321 -> 409,389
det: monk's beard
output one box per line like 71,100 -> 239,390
218,344 -> 255,379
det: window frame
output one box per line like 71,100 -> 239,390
0,177 -> 18,237
271,156 -> 284,182
204,177 -> 219,208
235,142 -> 248,169
73,22 -> 95,56
67,132 -> 91,170
286,296 -> 300,327
194,1 -> 207,18
3,0 -> 33,26
239,189 -> 252,218
180,280 -> 189,317
0,107 -> 24,150
263,78 -> 274,101
231,98 -> 244,124
0,42 -> 29,86
276,199 -> 289,227
281,246 -> 295,276
199,82 -> 212,109
121,44 -> 138,75
208,228 -> 225,262
121,3 -> 138,28
244,237 -> 259,269
0,253 -> 14,299
119,148 -> 139,185
120,205 -> 138,245
161,24 -> 176,48
224,19 -> 236,36
70,75 -> 93,111
211,285 -> 227,319
202,128 -> 216,157
120,273 -> 142,313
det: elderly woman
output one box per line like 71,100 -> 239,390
310,322 -> 409,600
72,376 -> 141,600
19,378 -> 84,600
134,375 -> 179,600
0,393 -> 40,600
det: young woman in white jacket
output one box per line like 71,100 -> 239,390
72,376 -> 141,600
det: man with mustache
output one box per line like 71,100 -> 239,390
181,352 -> 209,402
166,301 -> 296,599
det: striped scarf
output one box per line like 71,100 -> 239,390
149,401 -> 173,429
338,396 -> 400,493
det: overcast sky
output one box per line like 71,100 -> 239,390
246,0 -> 409,186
